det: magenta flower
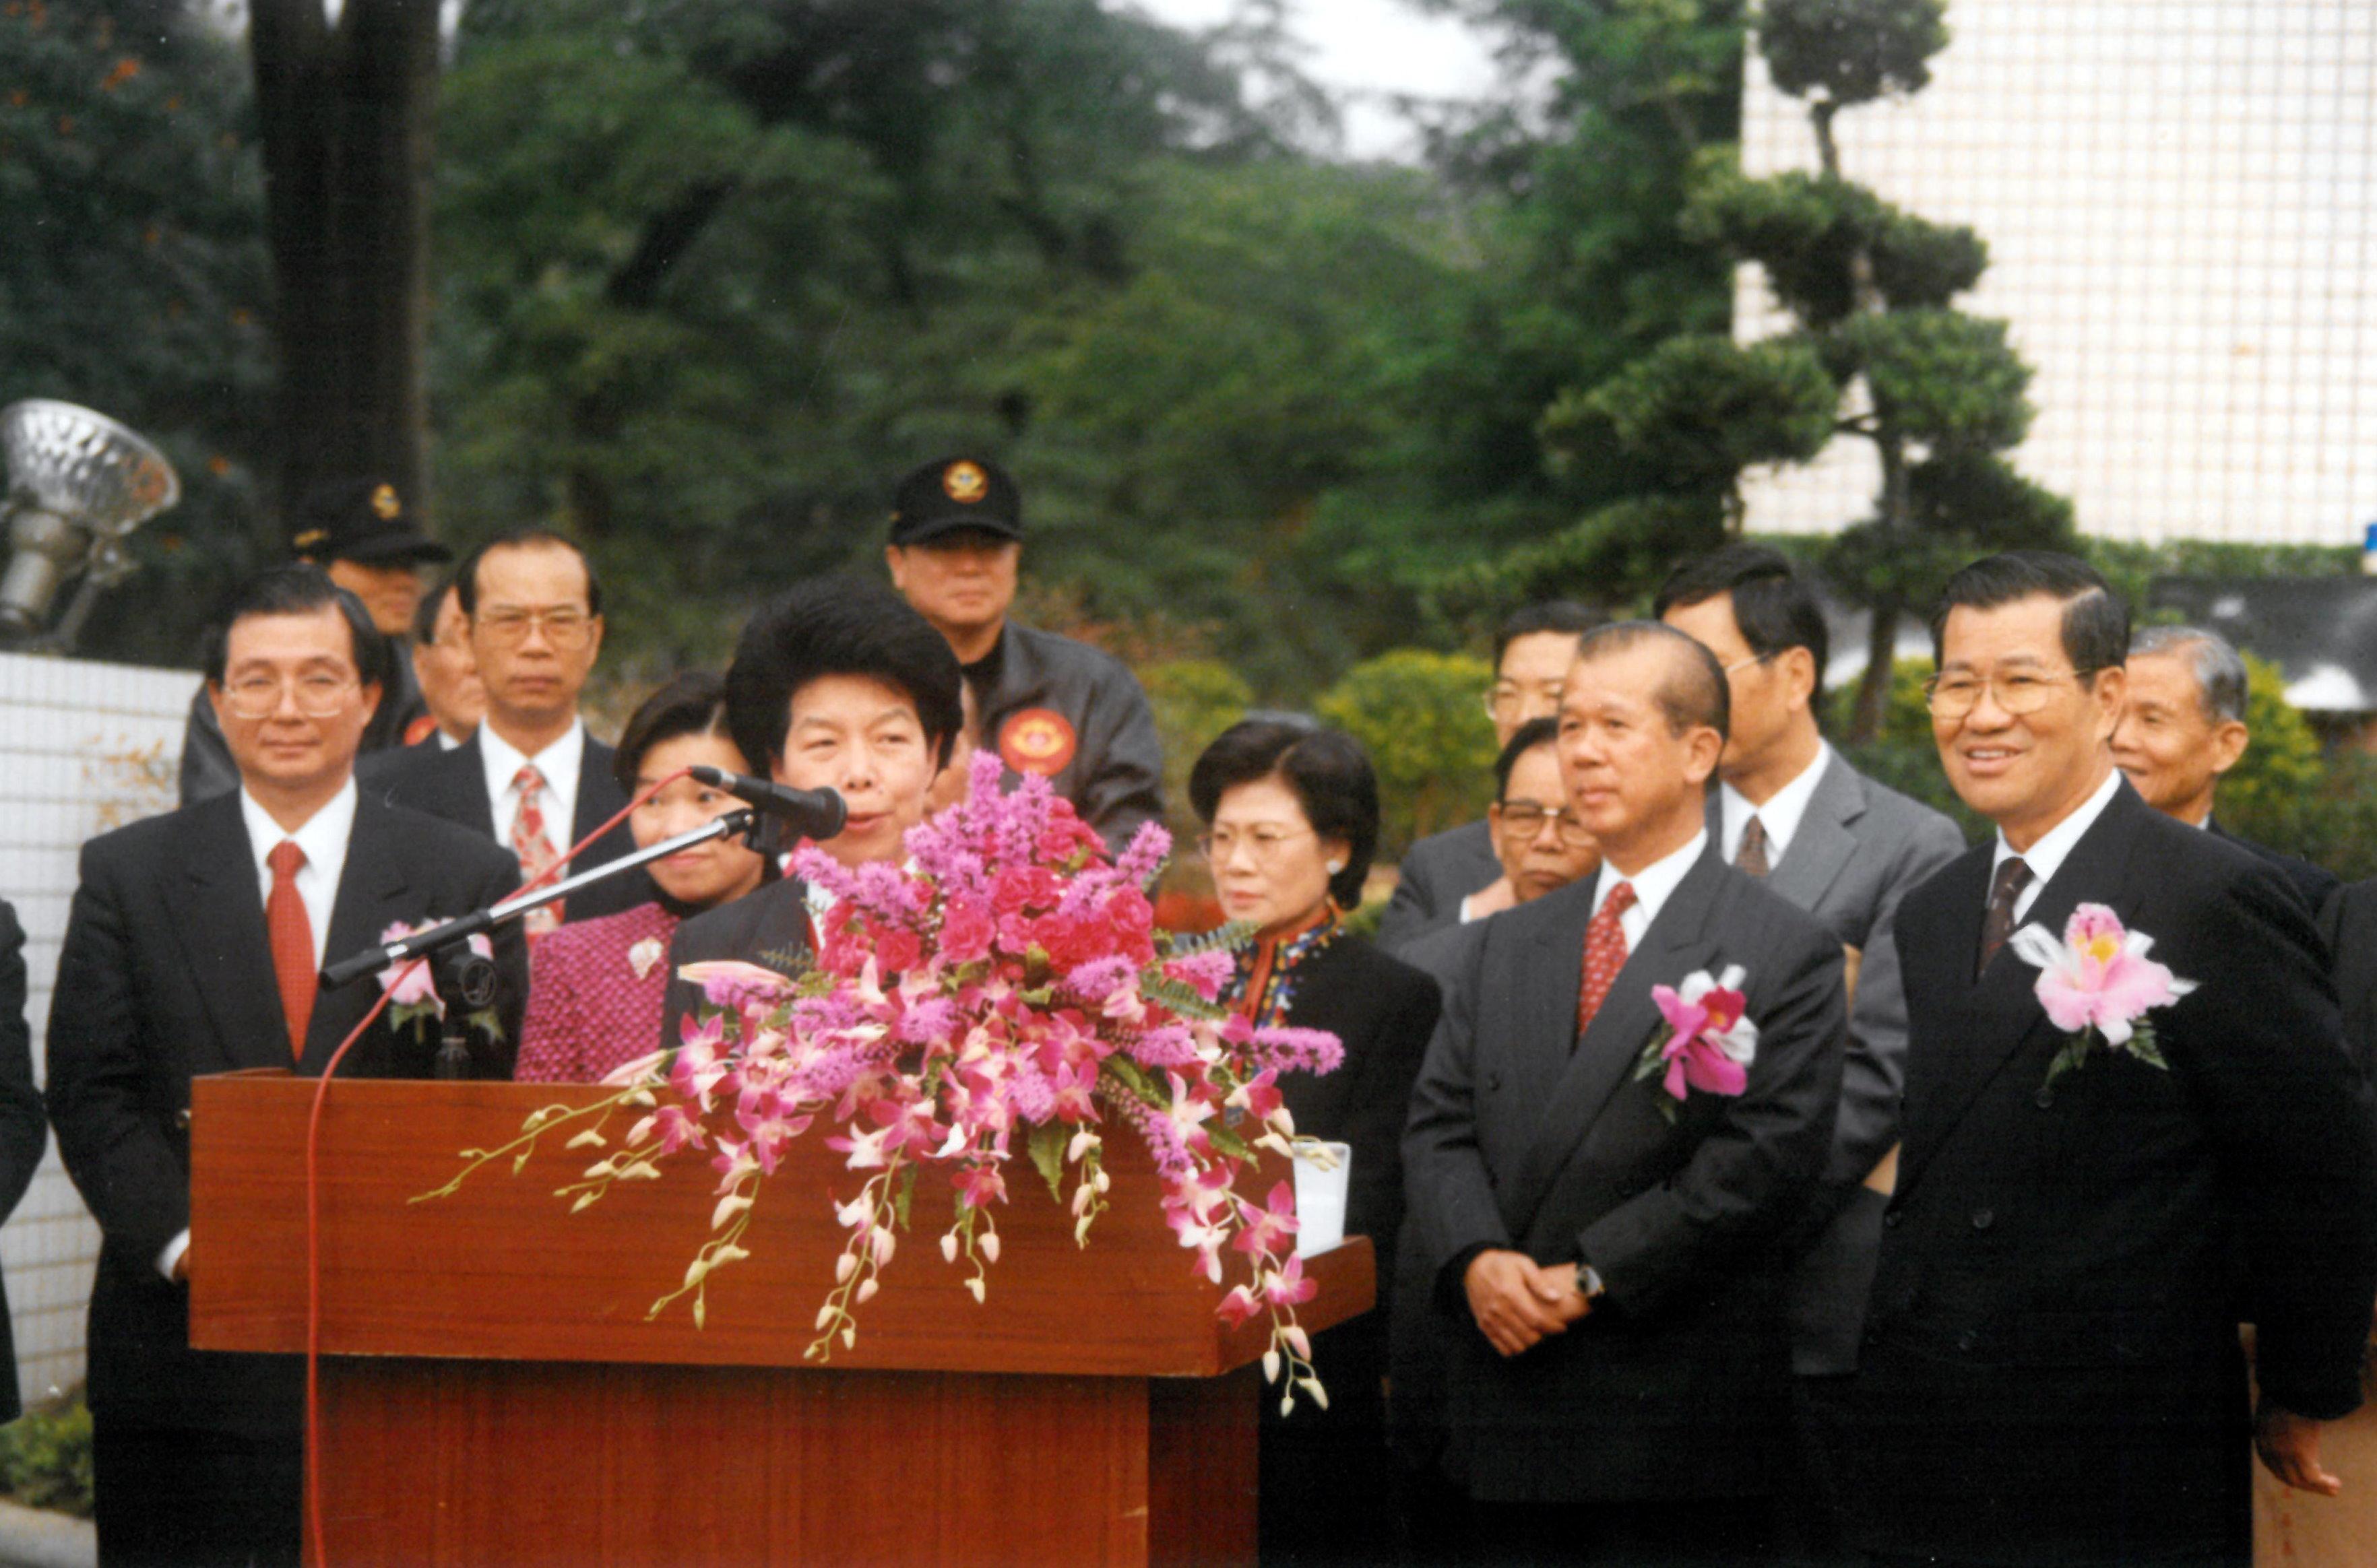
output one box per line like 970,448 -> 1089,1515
1646,964 -> 1757,1104
680,960 -> 797,1013
2009,903 -> 2196,1048
1233,1181 -> 1300,1258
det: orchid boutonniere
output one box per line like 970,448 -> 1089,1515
1631,965 -> 1758,1123
376,921 -> 507,1043
2007,903 -> 2195,1090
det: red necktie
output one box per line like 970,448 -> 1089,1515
266,840 -> 315,1062
1577,880 -> 1637,1037
509,763 -> 562,936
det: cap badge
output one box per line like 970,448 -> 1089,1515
291,528 -> 329,551
943,461 -> 988,504
370,483 -> 402,520
997,708 -> 1077,778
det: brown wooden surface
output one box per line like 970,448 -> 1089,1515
314,1357 -> 1260,1568
189,1074 -> 1372,1377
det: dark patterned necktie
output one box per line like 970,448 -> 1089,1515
1978,856 -> 2033,978
1577,880 -> 1637,1039
1736,816 -> 1771,878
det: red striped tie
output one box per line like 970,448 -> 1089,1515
510,763 -> 562,936
1576,880 -> 1636,1038
266,840 -> 315,1061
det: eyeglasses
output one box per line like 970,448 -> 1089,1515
1484,681 -> 1568,721
1195,826 -> 1316,865
1722,652 -> 1773,676
1924,667 -> 2100,720
1493,802 -> 1597,846
220,672 -> 360,719
475,607 -> 594,648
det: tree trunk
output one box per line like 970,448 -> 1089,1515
249,0 -> 440,529
1851,585 -> 1904,743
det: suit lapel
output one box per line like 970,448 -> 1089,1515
1500,849 -> 1727,1233
300,802 -> 417,1075
573,737 -> 621,846
1896,783 -> 2150,1200
160,797 -> 290,1074
446,731 -> 497,837
1766,755 -> 1863,912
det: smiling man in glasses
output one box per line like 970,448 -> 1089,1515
49,564 -> 524,1568
1845,551 -> 2377,1568
1655,544 -> 1964,1553
373,527 -> 653,929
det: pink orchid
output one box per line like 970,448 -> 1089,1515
952,1162 -> 1007,1209
1648,964 -> 1757,1102
1233,1180 -> 1300,1258
679,960 -> 797,1012
2010,903 -> 2196,1047
375,925 -> 494,1012
1215,1282 -> 1263,1330
629,1104 -> 709,1156
1261,1254 -> 1317,1310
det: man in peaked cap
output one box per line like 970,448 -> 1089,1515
179,478 -> 449,804
884,454 -> 1162,851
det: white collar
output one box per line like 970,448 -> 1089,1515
1990,766 -> 2122,917
478,719 -> 586,814
1592,827 -> 1709,933
1720,740 -> 1833,866
237,776 -> 358,882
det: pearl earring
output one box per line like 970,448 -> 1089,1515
1325,859 -> 1345,875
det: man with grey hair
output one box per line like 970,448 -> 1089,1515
2112,624 -> 2338,915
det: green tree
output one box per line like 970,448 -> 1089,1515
1585,0 -> 2074,738
1316,649 -> 1498,857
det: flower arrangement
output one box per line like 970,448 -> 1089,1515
1632,965 -> 1757,1121
377,924 -> 504,1043
420,752 -> 1345,1411
2008,903 -> 2195,1090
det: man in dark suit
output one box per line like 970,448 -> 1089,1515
661,575 -> 966,1041
47,565 -> 526,1567
1378,600 -> 1602,953
371,527 -> 652,929
0,899 -> 50,1426
1403,621 -> 1845,1565
2113,622 -> 2339,917
1848,552 -> 2377,1568
1655,545 -> 1965,1544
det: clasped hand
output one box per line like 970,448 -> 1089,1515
1463,1249 -> 1590,1358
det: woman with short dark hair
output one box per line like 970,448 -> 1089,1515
514,672 -> 772,1081
1188,719 -> 1440,1567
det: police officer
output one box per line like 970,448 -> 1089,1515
885,455 -> 1162,851
179,479 -> 448,804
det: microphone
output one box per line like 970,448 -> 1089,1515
688,766 -> 848,840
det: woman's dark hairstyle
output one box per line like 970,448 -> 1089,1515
1188,719 -> 1379,910
1652,544 -> 1830,678
453,527 -> 604,619
1928,551 -> 2128,676
724,575 -> 965,771
612,671 -> 743,792
1571,621 -> 1730,742
1492,600 -> 1602,672
1494,717 -> 1561,799
201,564 -> 391,692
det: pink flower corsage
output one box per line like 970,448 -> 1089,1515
2008,903 -> 2194,1090
1632,964 -> 1758,1122
377,921 -> 505,1042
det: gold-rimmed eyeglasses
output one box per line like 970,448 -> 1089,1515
1923,667 -> 2100,720
1195,826 -> 1316,865
220,672 -> 360,719
1492,801 -> 1597,846
475,606 -> 594,648
1484,681 -> 1568,721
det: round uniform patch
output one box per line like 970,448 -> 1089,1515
371,482 -> 404,520
943,461 -> 989,504
997,708 -> 1077,777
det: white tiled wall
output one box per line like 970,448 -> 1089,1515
1,651 -> 193,1409
1737,0 -> 2377,546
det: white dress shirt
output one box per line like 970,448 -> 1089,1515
478,720 -> 587,863
1719,741 -> 1833,868
1989,766 -> 2122,926
1591,828 -> 1710,950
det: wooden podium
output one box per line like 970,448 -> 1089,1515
186,1074 -> 1374,1568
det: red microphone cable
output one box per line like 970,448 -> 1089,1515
300,766 -> 694,1566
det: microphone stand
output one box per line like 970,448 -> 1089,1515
321,806 -> 771,991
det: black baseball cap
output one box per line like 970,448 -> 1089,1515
887,456 -> 1023,547
287,478 -> 453,566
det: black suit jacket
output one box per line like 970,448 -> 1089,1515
2320,876 -> 2377,1084
1376,819 -> 1500,954
0,903 -> 49,1424
369,727 -> 653,924
656,876 -> 817,1053
1403,846 -> 1845,1501
2209,816 -> 2339,927
44,791 -> 527,1433
1852,781 -> 2377,1565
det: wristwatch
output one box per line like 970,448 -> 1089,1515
1579,1263 -> 1606,1301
